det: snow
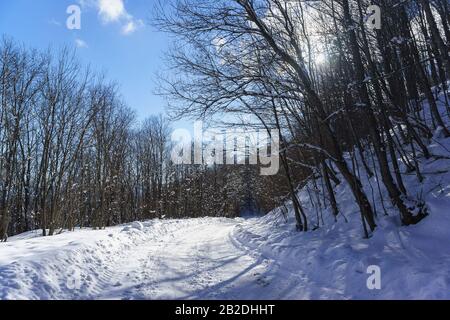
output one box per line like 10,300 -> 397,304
122,221 -> 144,232
1,192 -> 450,300
1,132 -> 450,299
0,218 -> 261,300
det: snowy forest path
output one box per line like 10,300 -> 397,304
1,218 -> 310,300
96,218 -> 268,300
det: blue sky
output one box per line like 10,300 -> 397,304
0,0 -> 173,123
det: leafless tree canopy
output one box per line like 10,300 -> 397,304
0,38 -> 267,240
154,0 -> 450,236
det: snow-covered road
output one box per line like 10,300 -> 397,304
0,218 -> 275,300
98,219 -> 263,300
2,214 -> 450,300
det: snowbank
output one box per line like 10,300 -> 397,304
0,219 -> 214,300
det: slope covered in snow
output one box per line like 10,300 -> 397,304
1,176 -> 449,301
233,116 -> 450,299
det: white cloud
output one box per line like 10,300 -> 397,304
79,0 -> 144,35
121,19 -> 144,35
98,0 -> 126,23
75,39 -> 88,48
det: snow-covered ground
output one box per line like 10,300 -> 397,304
2,145 -> 450,300
1,138 -> 450,299
0,218 -> 270,300
1,202 -> 449,300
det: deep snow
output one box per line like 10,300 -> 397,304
0,218 -> 264,300
1,199 -> 450,300
1,136 -> 450,300
2,143 -> 450,300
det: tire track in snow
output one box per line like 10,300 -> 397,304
96,219 -> 263,300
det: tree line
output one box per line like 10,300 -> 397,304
0,38 -> 284,240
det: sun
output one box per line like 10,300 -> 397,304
315,53 -> 327,65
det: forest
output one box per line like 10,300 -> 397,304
0,39 -> 278,240
1,0 -> 450,241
